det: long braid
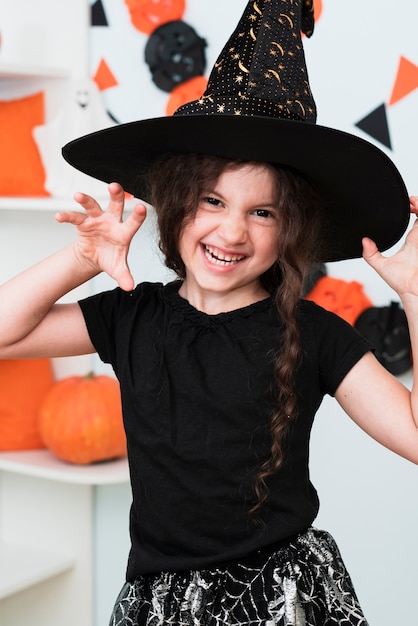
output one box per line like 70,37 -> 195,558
249,167 -> 323,517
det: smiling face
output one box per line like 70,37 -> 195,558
178,162 -> 281,313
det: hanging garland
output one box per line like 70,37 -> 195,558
124,0 -> 208,115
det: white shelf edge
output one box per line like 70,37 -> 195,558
0,197 -> 76,211
0,450 -> 130,485
0,64 -> 69,79
0,541 -> 74,600
0,197 -> 139,211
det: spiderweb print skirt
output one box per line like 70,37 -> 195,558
109,527 -> 369,626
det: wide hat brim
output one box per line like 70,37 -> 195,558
62,114 -> 410,263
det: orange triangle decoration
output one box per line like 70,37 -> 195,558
388,56 -> 418,106
93,58 -> 119,92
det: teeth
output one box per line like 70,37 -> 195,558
204,245 -> 245,265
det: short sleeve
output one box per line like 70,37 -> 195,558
78,282 -> 163,372
78,286 -> 124,365
300,300 -> 373,397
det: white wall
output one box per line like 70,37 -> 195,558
1,0 -> 417,624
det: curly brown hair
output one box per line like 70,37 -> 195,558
142,153 -> 324,516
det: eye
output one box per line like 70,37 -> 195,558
252,208 -> 275,219
203,196 -> 222,206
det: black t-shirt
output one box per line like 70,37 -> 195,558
79,281 -> 371,578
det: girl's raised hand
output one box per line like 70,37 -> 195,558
362,196 -> 418,300
55,182 -> 147,291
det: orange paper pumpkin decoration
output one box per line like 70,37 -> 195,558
39,373 -> 127,465
0,359 -> 54,451
166,76 -> 208,116
125,0 -> 186,35
305,276 -> 373,326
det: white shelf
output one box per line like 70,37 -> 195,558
0,197 -> 78,211
0,197 -> 139,211
0,450 -> 129,485
0,541 -> 74,600
0,64 -> 69,79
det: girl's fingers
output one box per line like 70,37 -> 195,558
55,210 -> 89,225
362,237 -> 380,265
73,183 -> 128,220
107,182 -> 124,197
114,266 -> 136,292
72,191 -> 104,218
125,203 -> 147,232
105,182 -> 127,217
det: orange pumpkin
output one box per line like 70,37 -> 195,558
39,373 -> 127,465
0,358 -> 54,451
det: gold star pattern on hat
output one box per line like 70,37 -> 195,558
175,0 -> 316,122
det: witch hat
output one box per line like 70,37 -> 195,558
62,0 -> 409,262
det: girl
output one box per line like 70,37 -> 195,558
2,0 -> 417,623
0,154 -> 418,625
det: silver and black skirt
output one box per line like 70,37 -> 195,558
109,527 -> 369,625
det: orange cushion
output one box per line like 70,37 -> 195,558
0,91 -> 49,196
0,359 -> 55,450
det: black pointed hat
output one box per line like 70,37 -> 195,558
62,0 -> 409,262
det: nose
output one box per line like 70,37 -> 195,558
217,210 -> 248,245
